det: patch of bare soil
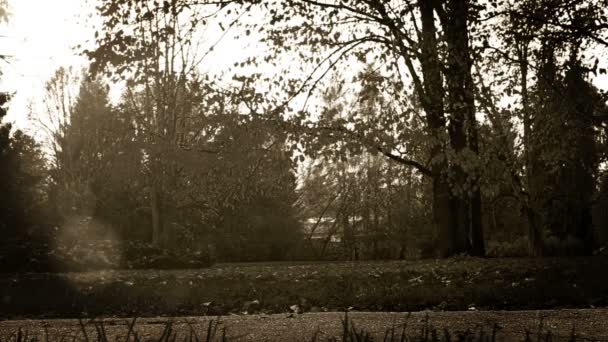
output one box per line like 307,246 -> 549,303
1,309 -> 607,341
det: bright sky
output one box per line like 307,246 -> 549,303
0,0 -> 253,135
1,0 -> 607,137
0,0 -> 96,132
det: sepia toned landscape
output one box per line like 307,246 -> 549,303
1,0 -> 608,340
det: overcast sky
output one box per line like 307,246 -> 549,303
0,0 -> 253,135
1,0 -> 607,137
0,0 -> 95,131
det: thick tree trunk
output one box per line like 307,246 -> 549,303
418,0 -> 465,257
434,177 -> 458,257
444,0 -> 485,256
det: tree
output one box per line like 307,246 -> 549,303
87,0 -> 489,256
209,119 -> 302,261
86,0 -> 608,258
297,70 -> 434,260
50,73 -> 145,236
34,67 -> 80,173
527,46 -> 601,255
0,125 -> 49,233
88,0 -> 305,255
0,3 -> 48,234
90,0 -> 285,248
487,0 -> 608,255
242,1 -> 487,256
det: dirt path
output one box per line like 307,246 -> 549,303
1,309 -> 608,341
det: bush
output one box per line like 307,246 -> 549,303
543,235 -> 586,256
486,237 -> 529,257
122,241 -> 214,269
0,236 -> 214,273
418,239 -> 438,259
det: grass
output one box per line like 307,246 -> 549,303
0,313 -> 595,342
1,256 -> 608,319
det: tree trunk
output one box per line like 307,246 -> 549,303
519,44 -> 544,256
434,177 -> 458,257
151,183 -> 163,247
444,0 -> 484,256
470,191 -> 485,256
418,0 -> 467,257
525,205 -> 543,256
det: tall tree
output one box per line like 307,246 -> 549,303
89,0 -> 215,246
245,0 -> 486,256
489,0 -> 608,255
529,45 -> 601,254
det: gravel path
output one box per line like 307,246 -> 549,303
1,309 -> 608,341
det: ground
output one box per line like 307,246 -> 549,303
1,310 -> 608,341
1,257 -> 608,340
2,257 -> 608,319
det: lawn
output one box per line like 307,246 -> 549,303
1,257 -> 607,319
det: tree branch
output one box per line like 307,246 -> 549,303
300,0 -> 384,22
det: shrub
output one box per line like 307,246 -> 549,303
0,237 -> 214,273
486,237 -> 529,257
543,235 -> 586,256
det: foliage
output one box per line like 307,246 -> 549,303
86,0 -> 487,257
0,237 -> 213,273
525,48 -> 604,255
0,128 -> 49,233
485,237 -> 530,258
180,114 -> 303,261
0,0 -> 8,24
34,64 -> 303,262
9,0 -> 608,261
296,69 -> 434,260
298,154 -> 434,260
